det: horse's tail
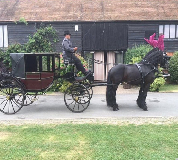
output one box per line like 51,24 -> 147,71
106,69 -> 114,107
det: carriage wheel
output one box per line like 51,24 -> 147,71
83,82 -> 93,99
0,78 -> 24,114
64,84 -> 90,113
15,92 -> 38,106
20,93 -> 38,106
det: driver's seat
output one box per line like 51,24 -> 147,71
62,54 -> 75,66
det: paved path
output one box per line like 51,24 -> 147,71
0,91 -> 178,121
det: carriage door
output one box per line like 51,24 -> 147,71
41,55 -> 55,90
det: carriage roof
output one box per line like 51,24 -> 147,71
10,53 -> 59,78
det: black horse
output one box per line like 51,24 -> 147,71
106,48 -> 168,111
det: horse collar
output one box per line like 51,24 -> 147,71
136,63 -> 144,85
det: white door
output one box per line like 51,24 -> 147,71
94,52 -> 105,80
106,51 -> 115,78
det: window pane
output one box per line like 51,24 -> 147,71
3,25 -> 8,47
42,56 -> 47,71
0,26 -> 3,47
170,25 -> 175,38
164,25 -> 169,38
159,25 -> 163,34
42,56 -> 53,71
176,25 -> 178,38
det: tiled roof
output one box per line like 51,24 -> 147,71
0,0 -> 178,22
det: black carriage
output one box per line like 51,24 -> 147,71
0,53 -> 93,114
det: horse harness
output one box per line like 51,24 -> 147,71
135,63 -> 158,87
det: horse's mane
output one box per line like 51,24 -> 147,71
140,48 -> 163,66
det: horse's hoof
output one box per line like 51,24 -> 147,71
113,107 -> 119,111
113,104 -> 119,111
143,108 -> 148,111
137,100 -> 148,111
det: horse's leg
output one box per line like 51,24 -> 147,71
112,84 -> 119,111
106,64 -> 125,111
137,84 -> 150,111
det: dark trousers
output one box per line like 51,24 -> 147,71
66,54 -> 86,74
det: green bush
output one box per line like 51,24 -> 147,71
150,67 -> 166,92
25,26 -> 58,53
0,44 -> 24,68
150,77 -> 166,92
169,52 -> 178,84
124,44 -> 153,64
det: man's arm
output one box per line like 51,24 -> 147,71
63,40 -> 75,53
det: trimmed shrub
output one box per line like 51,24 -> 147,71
169,52 -> 178,84
150,77 -> 166,92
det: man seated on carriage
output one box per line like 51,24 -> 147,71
62,30 -> 92,79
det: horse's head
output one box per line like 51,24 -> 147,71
142,48 -> 169,68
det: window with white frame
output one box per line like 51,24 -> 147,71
159,25 -> 178,39
0,25 -> 8,48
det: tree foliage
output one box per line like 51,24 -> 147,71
25,26 -> 58,53
124,44 -> 153,64
0,26 -> 58,68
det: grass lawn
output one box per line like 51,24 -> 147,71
0,124 -> 178,160
159,83 -> 178,92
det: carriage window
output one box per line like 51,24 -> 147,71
84,51 -> 94,72
42,56 -> 53,71
25,55 -> 38,72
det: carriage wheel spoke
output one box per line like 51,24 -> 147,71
16,95 -> 21,103
26,95 -> 31,101
8,101 -> 11,113
81,104 -> 85,109
78,103 -> 80,110
0,99 -> 6,105
10,100 -> 15,113
68,100 -> 75,106
12,99 -> 20,108
2,100 -> 8,110
73,102 -> 77,110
